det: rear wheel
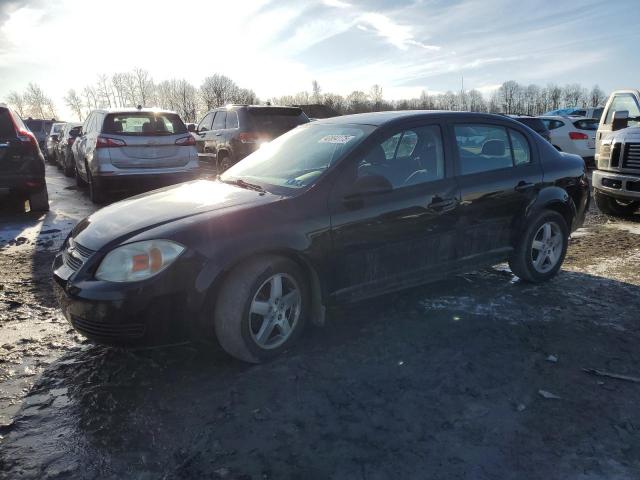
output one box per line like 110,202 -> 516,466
594,190 -> 639,217
28,186 -> 49,212
87,165 -> 105,204
217,152 -> 234,173
509,210 -> 568,283
214,255 -> 309,363
63,151 -> 74,177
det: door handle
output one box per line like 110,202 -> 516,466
515,181 -> 534,192
428,198 -> 457,212
215,133 -> 222,136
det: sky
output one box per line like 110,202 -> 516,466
1,0 -> 638,119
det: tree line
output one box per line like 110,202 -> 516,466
3,68 -> 609,122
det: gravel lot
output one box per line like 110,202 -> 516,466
1,165 -> 640,479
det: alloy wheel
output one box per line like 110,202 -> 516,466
249,273 -> 301,349
530,221 -> 563,274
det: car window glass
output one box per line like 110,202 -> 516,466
509,129 -> 531,166
0,109 -> 15,137
198,113 -> 214,131
357,125 -> 445,188
573,119 -> 598,131
102,112 -> 186,136
226,111 -> 239,129
605,94 -> 640,125
455,124 -> 513,175
212,111 -> 226,130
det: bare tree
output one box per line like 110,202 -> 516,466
498,81 -> 520,114
24,83 -> 56,118
96,74 -> 114,108
467,89 -> 487,112
321,92 -> 344,112
547,84 -> 563,110
345,90 -> 369,113
200,74 -> 238,110
590,85 -> 607,107
6,91 -> 26,117
370,84 -> 384,111
132,68 -> 155,106
83,86 -> 98,112
64,89 -> 84,121
563,83 -> 584,107
311,80 -> 322,104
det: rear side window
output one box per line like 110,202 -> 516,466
517,118 -> 546,133
212,111 -> 226,130
226,111 -> 239,129
247,108 -> 309,133
0,109 -> 15,137
102,112 -> 187,136
455,124 -> 530,174
573,119 -> 598,131
542,119 -> 564,130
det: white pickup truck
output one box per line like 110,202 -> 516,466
593,89 -> 640,217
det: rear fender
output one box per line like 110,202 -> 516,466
514,186 -> 576,241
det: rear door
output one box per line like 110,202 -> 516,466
451,121 -> 542,265
208,110 -> 226,163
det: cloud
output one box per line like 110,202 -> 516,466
357,12 -> 440,51
322,0 -> 351,7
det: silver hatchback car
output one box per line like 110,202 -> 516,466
73,108 -> 199,203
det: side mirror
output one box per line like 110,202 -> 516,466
612,110 -> 629,131
345,174 -> 393,200
187,123 -> 196,133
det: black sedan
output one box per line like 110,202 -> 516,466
53,111 -> 590,363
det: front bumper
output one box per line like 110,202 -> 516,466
592,170 -> 640,200
52,250 -> 204,346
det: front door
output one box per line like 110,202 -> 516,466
451,122 -> 543,264
195,112 -> 215,166
329,123 -> 460,303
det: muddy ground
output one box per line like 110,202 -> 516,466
1,165 -> 640,479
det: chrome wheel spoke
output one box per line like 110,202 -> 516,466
251,300 -> 270,316
256,317 -> 277,344
281,290 -> 300,309
270,274 -> 283,301
542,223 -> 552,242
279,318 -> 292,336
532,240 -> 545,251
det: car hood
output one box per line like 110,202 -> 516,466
72,180 -> 277,250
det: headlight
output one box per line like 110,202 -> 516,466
95,240 -> 185,282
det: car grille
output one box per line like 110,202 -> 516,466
62,238 -> 94,272
70,315 -> 145,339
622,143 -> 640,170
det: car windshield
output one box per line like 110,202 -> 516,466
102,112 -> 187,136
221,123 -> 374,191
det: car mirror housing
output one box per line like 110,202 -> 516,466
612,110 -> 629,131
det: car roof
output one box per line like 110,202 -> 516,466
91,108 -> 179,115
315,110 -> 515,127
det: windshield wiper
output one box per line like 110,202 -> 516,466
222,178 -> 265,193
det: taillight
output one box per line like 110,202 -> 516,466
238,132 -> 261,144
175,135 -> 196,146
17,129 -> 38,149
96,136 -> 126,148
569,132 -> 589,140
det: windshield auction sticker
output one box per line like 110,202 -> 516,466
318,135 -> 356,144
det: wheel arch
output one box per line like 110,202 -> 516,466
514,186 -> 576,242
200,248 -> 327,332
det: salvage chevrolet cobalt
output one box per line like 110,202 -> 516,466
52,112 -> 590,363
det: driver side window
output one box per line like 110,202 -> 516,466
357,125 -> 445,189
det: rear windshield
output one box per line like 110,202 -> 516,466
25,119 -> 43,132
247,108 -> 309,132
102,112 -> 187,136
517,118 -> 547,132
573,119 -> 598,131
0,109 -> 15,137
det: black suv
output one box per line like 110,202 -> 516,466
508,115 -> 551,142
193,105 -> 309,171
0,105 -> 49,211
24,118 -> 56,153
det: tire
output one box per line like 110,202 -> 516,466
214,255 -> 309,363
87,166 -> 105,204
63,151 -> 74,177
594,190 -> 639,217
508,210 -> 568,283
28,186 -> 50,212
217,152 -> 233,173
76,163 -> 87,187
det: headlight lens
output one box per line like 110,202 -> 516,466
95,240 -> 185,282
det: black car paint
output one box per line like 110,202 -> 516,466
53,112 -> 589,345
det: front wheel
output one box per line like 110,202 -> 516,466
63,152 -> 74,177
509,210 -> 568,283
214,255 -> 309,363
594,191 -> 639,217
87,167 -> 105,204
